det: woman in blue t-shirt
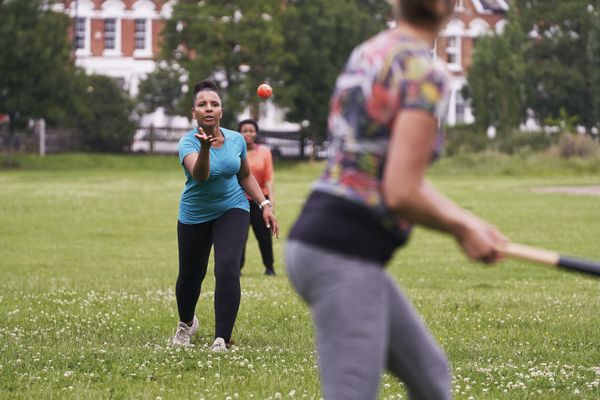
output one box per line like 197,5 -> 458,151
172,79 -> 279,351
285,0 -> 507,398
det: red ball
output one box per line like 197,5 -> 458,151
257,83 -> 272,99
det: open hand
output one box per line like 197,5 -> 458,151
262,207 -> 280,239
194,127 -> 219,148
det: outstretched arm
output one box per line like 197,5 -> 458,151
183,127 -> 218,182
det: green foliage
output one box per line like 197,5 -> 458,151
466,13 -> 527,135
73,75 -> 136,153
278,0 -> 391,140
514,0 -> 599,129
0,0 -> 75,130
159,0 -> 390,136
587,10 -> 600,131
467,1 -> 600,133
551,133 -> 600,159
495,130 -> 555,155
162,0 -> 288,127
444,124 -> 490,156
0,0 -> 77,164
444,125 -> 555,157
137,62 -> 186,117
543,107 -> 580,133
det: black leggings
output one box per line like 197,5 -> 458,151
240,198 -> 274,271
176,208 -> 249,342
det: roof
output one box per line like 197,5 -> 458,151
472,0 -> 509,13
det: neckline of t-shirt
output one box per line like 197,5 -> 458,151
197,127 -> 227,150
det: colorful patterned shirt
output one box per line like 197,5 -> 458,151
289,29 -> 450,264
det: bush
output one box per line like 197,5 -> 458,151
550,133 -> 600,158
495,130 -> 554,155
73,74 -> 137,153
444,125 -> 557,156
443,124 -> 490,156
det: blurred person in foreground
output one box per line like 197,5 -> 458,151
173,79 -> 279,351
285,0 -> 507,398
238,118 -> 277,276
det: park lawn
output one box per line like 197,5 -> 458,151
0,154 -> 599,399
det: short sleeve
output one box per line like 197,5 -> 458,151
400,57 -> 449,119
178,132 -> 199,165
238,133 -> 247,160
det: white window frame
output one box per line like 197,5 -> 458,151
74,17 -> 89,52
101,0 -> 124,56
445,35 -> 462,69
132,0 -> 156,57
441,19 -> 464,72
134,19 -> 148,52
70,0 -> 93,57
103,18 -> 118,52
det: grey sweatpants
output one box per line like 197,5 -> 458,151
285,240 -> 451,400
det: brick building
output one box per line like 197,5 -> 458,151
437,0 -> 509,125
53,0 -> 173,96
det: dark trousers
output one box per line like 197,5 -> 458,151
176,208 -> 249,342
240,198 -> 274,271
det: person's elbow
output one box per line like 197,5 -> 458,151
382,182 -> 416,214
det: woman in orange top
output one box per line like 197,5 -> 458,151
239,119 -> 276,275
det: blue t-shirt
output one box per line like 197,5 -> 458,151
178,127 -> 249,224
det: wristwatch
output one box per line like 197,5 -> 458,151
258,199 -> 272,210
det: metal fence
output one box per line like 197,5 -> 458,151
131,126 -> 328,160
0,123 -> 328,160
0,123 -> 79,155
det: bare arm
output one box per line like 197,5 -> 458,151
264,149 -> 275,209
182,128 -> 218,182
265,178 -> 275,210
238,158 -> 279,238
382,110 -> 506,263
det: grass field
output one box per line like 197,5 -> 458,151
1,153 -> 599,399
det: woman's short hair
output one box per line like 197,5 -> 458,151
193,79 -> 220,98
393,0 -> 453,28
238,118 -> 259,133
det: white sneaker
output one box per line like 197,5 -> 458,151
172,316 -> 199,347
211,337 -> 227,352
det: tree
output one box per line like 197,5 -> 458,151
161,0 -> 288,127
159,0 -> 390,136
587,8 -> 600,131
278,0 -> 390,141
73,74 -> 136,153
137,61 -> 186,117
514,0 -> 598,129
466,13 -> 527,135
0,0 -> 75,164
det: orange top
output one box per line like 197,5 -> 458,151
246,144 -> 273,197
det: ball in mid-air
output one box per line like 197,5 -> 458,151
257,83 -> 272,99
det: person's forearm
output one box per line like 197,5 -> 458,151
390,179 -> 470,237
240,175 -> 267,204
192,147 -> 211,181
265,180 -> 275,206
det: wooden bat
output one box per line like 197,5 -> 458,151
503,243 -> 600,277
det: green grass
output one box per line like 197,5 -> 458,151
1,153 -> 600,399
